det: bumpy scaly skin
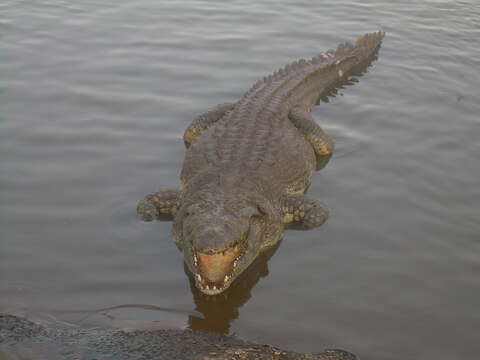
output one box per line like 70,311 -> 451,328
183,102 -> 236,148
137,32 -> 385,295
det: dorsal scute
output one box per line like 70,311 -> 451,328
335,41 -> 354,56
250,78 -> 265,92
310,53 -> 327,64
263,57 -> 313,83
290,58 -> 307,72
263,74 -> 273,83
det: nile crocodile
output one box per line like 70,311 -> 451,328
137,32 -> 384,295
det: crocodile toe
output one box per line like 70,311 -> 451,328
136,199 -> 159,222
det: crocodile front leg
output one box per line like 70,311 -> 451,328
183,102 -> 236,148
281,194 -> 329,229
288,107 -> 334,156
137,189 -> 179,221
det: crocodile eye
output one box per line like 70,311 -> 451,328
256,203 -> 268,217
239,205 -> 260,218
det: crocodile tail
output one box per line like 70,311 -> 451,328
264,31 -> 384,84
299,31 -> 385,102
311,31 -> 385,65
244,32 -> 384,101
354,30 -> 385,54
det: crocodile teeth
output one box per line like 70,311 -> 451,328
195,274 -> 201,282
224,275 -> 229,283
193,254 -> 198,266
213,285 -> 217,291
233,260 -> 238,268
206,285 -> 211,290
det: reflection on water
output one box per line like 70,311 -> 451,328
54,243 -> 280,334
187,243 -> 280,334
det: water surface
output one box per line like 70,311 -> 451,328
1,1 -> 480,359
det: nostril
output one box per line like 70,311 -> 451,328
184,204 -> 202,217
184,208 -> 195,217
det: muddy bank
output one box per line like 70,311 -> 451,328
0,314 -> 356,360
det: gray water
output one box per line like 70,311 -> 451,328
1,1 -> 480,359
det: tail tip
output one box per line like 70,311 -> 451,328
356,30 -> 385,47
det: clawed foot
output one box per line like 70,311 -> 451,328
136,189 -> 179,221
282,194 -> 329,229
137,199 -> 160,222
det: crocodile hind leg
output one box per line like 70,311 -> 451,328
281,194 -> 329,229
137,189 -> 179,221
288,107 -> 334,156
183,102 -> 236,148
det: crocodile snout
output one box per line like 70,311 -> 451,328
196,245 -> 240,283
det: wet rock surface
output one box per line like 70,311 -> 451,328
0,314 -> 356,360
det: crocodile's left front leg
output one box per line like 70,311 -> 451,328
281,194 -> 329,229
288,107 -> 334,156
137,189 -> 179,221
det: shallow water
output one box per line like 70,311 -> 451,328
1,1 -> 480,359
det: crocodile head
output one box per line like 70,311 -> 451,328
173,188 -> 279,295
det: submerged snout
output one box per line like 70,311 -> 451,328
189,242 -> 245,295
197,245 -> 240,282
181,202 -> 263,295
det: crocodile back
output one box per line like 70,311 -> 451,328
181,32 -> 384,193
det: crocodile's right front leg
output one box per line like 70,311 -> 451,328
281,194 -> 329,229
137,189 -> 179,221
183,102 -> 235,148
